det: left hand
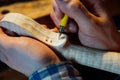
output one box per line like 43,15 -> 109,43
0,27 -> 60,77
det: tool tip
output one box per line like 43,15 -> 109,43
58,33 -> 62,39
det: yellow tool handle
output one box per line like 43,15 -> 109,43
60,14 -> 69,27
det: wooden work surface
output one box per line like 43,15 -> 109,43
0,0 -> 120,19
0,0 -> 52,19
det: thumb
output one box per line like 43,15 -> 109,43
0,27 -> 15,47
0,27 -> 9,41
0,27 -> 9,46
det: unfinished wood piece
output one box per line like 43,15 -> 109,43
0,13 -> 67,48
58,45 -> 120,75
0,13 -> 120,75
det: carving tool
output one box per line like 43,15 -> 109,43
59,14 -> 69,38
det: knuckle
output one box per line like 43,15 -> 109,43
68,0 -> 82,11
64,0 -> 71,3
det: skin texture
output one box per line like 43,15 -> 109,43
51,0 -> 120,51
0,26 -> 60,76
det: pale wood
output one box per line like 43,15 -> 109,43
0,13 -> 67,48
0,13 -> 120,75
57,44 -> 120,74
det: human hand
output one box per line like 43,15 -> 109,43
0,27 -> 60,77
51,0 -> 120,51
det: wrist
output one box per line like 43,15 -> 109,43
27,57 -> 61,77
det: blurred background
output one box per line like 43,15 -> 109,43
0,0 -> 120,80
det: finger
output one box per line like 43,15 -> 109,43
55,0 -> 90,20
51,8 -> 78,33
51,0 -> 79,33
50,0 -> 64,27
55,0 -> 95,33
50,9 -> 60,27
80,0 -> 107,17
52,0 -> 64,20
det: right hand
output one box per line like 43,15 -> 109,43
51,0 -> 120,51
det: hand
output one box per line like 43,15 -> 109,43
0,27 -> 60,77
51,0 -> 120,51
